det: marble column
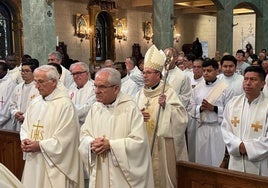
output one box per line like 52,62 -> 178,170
152,0 -> 174,50
21,0 -> 56,65
216,6 -> 233,54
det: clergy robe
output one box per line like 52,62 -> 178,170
188,79 -> 233,167
218,73 -> 244,96
79,92 -> 154,188
60,65 -> 74,88
135,81 -> 188,188
121,75 -> 140,98
9,81 -> 39,131
0,163 -> 25,188
165,66 -> 192,107
221,93 -> 268,176
20,86 -> 84,188
128,66 -> 144,89
68,79 -> 95,125
0,74 -> 16,129
8,66 -> 23,84
236,62 -> 249,75
263,75 -> 268,98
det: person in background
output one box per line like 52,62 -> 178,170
164,46 -> 192,107
125,56 -> 144,89
103,59 -> 114,68
0,62 -> 16,130
6,54 -> 23,84
9,59 -> 40,131
219,55 -> 244,96
48,51 -> 74,88
114,62 -> 139,98
235,49 -> 249,75
69,62 -> 95,126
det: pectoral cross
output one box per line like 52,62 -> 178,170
251,121 -> 263,132
0,96 -> 4,106
231,116 -> 240,127
145,100 -> 150,110
31,120 -> 44,141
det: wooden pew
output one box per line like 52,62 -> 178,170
0,129 -> 24,180
177,161 -> 268,188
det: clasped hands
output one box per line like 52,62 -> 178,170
21,139 -> 40,153
201,99 -> 214,112
91,137 -> 110,155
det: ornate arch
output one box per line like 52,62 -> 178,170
0,0 -> 23,59
87,1 -> 115,64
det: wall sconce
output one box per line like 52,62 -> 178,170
174,33 -> 181,43
143,22 -> 153,43
173,25 -> 181,43
114,18 -> 127,43
75,14 -> 91,42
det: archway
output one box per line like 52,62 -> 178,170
0,1 -> 22,59
232,3 -> 257,55
95,11 -> 114,62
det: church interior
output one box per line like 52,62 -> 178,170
0,0 -> 267,68
1,1 -> 268,187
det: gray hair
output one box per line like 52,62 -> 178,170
34,65 -> 59,82
48,51 -> 62,60
70,62 -> 89,72
96,67 -> 121,88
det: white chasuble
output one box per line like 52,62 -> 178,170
221,93 -> 268,176
20,87 -> 84,188
79,92 -> 154,188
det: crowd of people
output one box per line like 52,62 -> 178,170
1,44 -> 268,188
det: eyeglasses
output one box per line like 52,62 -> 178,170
71,71 -> 87,76
94,84 -> 115,90
142,71 -> 158,75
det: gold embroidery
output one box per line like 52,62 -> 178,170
251,121 -> 263,132
31,120 -> 44,141
231,116 -> 240,127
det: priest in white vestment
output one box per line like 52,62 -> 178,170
221,66 -> 268,176
125,56 -> 144,89
79,68 -> 154,188
9,59 -> 39,131
0,163 -> 25,188
69,62 -> 95,126
163,47 -> 192,107
0,62 -> 17,129
48,51 -> 74,88
187,59 -> 204,162
218,55 -> 244,96
188,59 -> 233,167
6,55 -> 23,84
135,45 -> 188,188
114,62 -> 140,98
20,65 -> 84,188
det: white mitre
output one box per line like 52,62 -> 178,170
144,45 -> 166,71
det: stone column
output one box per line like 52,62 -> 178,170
216,8 -> 233,54
152,0 -> 174,50
21,0 -> 56,65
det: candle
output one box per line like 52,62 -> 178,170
56,36 -> 59,46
